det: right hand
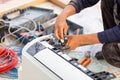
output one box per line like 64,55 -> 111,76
66,35 -> 81,50
54,15 -> 68,40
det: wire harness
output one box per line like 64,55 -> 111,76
0,44 -> 18,74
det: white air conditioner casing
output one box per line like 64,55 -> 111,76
19,35 -> 94,80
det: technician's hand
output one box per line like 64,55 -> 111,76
54,15 -> 68,39
66,35 -> 81,50
66,33 -> 100,50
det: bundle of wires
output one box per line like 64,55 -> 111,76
0,44 -> 18,74
0,17 -> 38,75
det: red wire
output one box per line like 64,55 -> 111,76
0,48 -> 18,74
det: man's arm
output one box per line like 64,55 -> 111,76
55,5 -> 76,39
98,25 -> 120,43
67,25 -> 120,50
66,33 -> 100,50
55,0 -> 100,39
69,0 -> 100,13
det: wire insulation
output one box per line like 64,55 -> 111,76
0,47 -> 18,74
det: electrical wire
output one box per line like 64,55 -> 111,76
8,25 -> 31,38
0,45 -> 18,74
20,17 -> 38,38
0,38 -> 22,74
0,19 -> 6,29
8,17 -> 38,39
0,25 -> 5,29
21,17 -> 37,32
0,17 -> 38,57
0,14 -> 39,41
1,27 -> 31,43
0,12 -> 39,74
1,16 -> 39,45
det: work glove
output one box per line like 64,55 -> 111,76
54,15 -> 68,40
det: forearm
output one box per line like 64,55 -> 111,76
58,5 -> 76,19
66,33 -> 100,50
79,33 -> 100,45
59,0 -> 100,19
69,0 -> 100,13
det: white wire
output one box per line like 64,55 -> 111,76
0,17 -> 38,59
8,17 -> 38,38
22,17 -> 39,38
1,27 -> 31,43
8,26 -> 17,38
21,17 -> 37,33
0,25 -> 5,29
8,25 -> 31,38
2,17 -> 39,46
0,19 -> 7,29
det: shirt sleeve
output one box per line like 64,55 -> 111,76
68,0 -> 100,13
98,25 -> 120,43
